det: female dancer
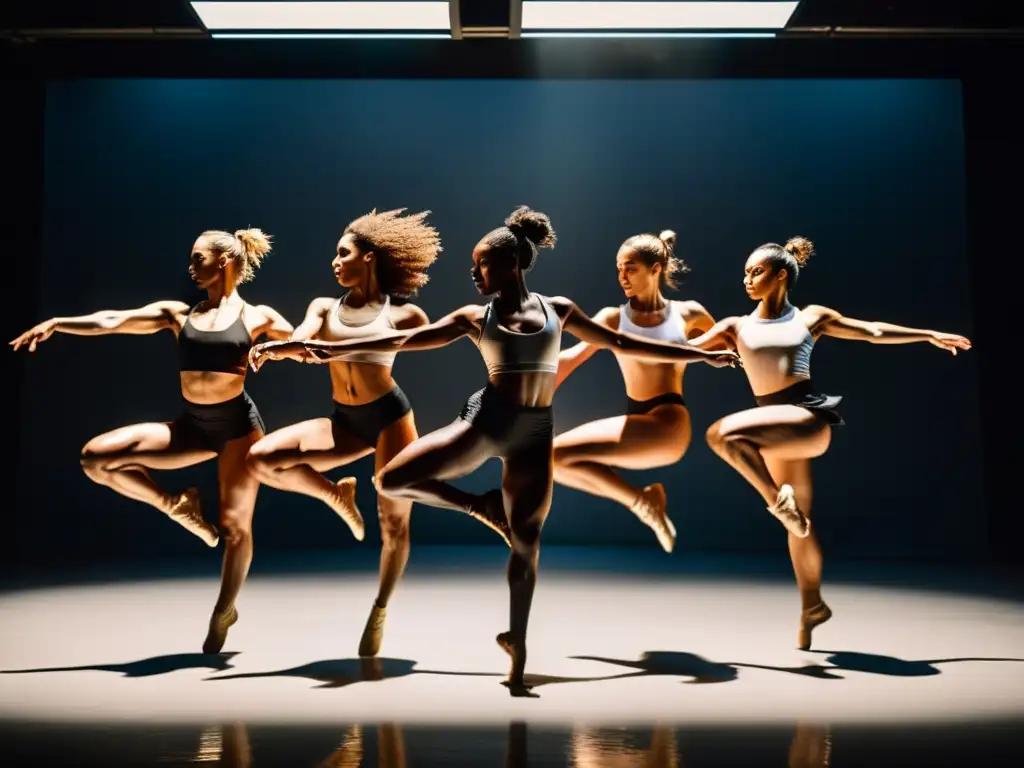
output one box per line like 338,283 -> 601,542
10,229 -> 293,653
250,206 -> 738,694
553,230 -> 720,553
246,209 -> 498,657
692,237 -> 971,650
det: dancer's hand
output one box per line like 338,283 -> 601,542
928,332 -> 971,356
9,319 -> 56,353
705,350 -> 741,368
249,341 -> 289,371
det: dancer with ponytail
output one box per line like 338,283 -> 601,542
691,237 -> 971,649
251,207 -> 738,694
553,230 -> 721,552
11,228 -> 293,652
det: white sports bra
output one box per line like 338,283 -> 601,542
617,302 -> 688,344
735,305 -> 814,396
321,294 -> 398,367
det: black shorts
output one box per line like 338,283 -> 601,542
626,392 -> 687,416
755,379 -> 844,426
459,385 -> 554,459
172,391 -> 265,452
331,385 -> 412,448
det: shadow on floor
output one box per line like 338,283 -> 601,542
1,652 -> 239,678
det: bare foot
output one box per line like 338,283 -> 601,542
769,484 -> 810,538
798,601 -> 833,651
496,632 -> 535,697
630,483 -> 676,553
469,490 -> 512,547
331,477 -> 365,541
167,488 -> 219,547
203,606 -> 238,654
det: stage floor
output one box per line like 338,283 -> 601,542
2,547 -> 1023,764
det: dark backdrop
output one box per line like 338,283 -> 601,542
15,77 -> 981,562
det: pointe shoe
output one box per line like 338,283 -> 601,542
168,488 -> 219,547
358,602 -> 387,658
203,606 -> 238,654
769,484 -> 811,538
469,490 -> 512,547
332,477 -> 366,541
630,483 -> 677,553
798,602 -> 833,651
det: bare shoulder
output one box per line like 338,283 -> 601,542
800,304 -> 840,324
151,300 -> 191,329
544,295 -> 577,318
391,301 -> 430,330
592,305 -> 621,330
673,299 -> 712,320
306,296 -> 335,314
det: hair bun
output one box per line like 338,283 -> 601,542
505,205 -> 557,249
659,229 -> 677,252
234,228 -> 272,260
783,236 -> 814,267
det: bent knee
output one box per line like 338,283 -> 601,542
377,465 -> 411,495
219,513 -> 253,546
510,522 -> 542,554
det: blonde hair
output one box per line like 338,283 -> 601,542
201,228 -> 272,284
622,229 -> 689,290
344,209 -> 442,298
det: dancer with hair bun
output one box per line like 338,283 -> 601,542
692,237 -> 972,650
252,207 -> 738,694
11,228 -> 294,652
553,229 -> 724,553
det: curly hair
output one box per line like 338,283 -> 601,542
753,236 -> 815,287
344,209 -> 442,298
481,205 -> 557,273
201,228 -> 272,285
622,229 -> 689,290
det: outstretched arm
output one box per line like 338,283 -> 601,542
9,300 -> 189,353
686,316 -> 740,352
554,306 -> 616,390
806,305 -> 972,354
552,297 -> 738,367
250,304 -> 477,370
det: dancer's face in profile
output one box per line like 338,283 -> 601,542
470,242 -> 514,296
333,233 -> 371,289
188,236 -> 227,290
616,245 -> 661,299
744,251 -> 785,301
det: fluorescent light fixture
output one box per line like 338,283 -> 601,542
191,2 -> 452,31
212,33 -> 450,39
521,2 -> 799,30
521,31 -> 776,38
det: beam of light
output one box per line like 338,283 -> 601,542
191,2 -> 452,31
520,31 -> 777,38
521,2 -> 799,30
211,32 -> 452,39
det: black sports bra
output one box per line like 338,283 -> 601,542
177,304 -> 252,375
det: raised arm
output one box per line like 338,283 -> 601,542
10,300 -> 189,353
250,304 -> 479,371
554,306 -> 616,390
805,305 -> 972,354
551,297 -> 738,367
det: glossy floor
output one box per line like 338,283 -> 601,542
2,548 -> 1022,764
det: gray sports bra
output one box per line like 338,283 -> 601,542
476,294 -> 561,376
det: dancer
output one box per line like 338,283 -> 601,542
245,209 -> 492,657
10,228 -> 293,653
250,206 -> 738,694
691,237 -> 971,649
553,229 -> 721,552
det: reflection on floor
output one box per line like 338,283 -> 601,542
3,719 -> 1022,766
